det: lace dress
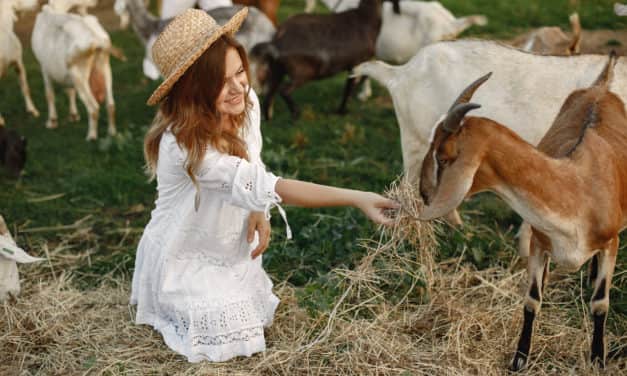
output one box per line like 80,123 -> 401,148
130,90 -> 289,362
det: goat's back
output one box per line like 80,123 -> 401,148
538,86 -> 627,158
32,7 -> 110,82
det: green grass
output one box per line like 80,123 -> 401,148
1,0 -> 625,337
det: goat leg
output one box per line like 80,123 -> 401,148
66,89 -> 80,122
511,242 -> 548,372
42,73 -> 58,129
15,60 -> 39,118
589,237 -> 617,368
279,81 -> 302,120
337,75 -> 357,114
262,65 -> 285,121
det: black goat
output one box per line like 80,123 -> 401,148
250,0 -> 398,120
0,127 -> 27,178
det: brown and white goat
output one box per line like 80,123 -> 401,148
418,55 -> 624,370
31,0 -> 116,140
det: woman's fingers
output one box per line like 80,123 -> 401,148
251,226 -> 271,259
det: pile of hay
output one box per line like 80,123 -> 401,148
1,179 -> 625,374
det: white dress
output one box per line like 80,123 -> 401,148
131,90 -> 288,362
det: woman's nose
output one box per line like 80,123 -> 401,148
227,77 -> 245,93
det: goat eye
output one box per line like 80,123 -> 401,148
437,156 -> 448,166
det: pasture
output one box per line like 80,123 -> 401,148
1,0 -> 626,374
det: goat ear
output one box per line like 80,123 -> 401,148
442,103 -> 481,133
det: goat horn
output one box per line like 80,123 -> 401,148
442,103 -> 481,133
448,72 -> 492,111
593,51 -> 618,88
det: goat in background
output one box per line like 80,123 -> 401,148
418,53 -> 623,370
31,0 -> 117,140
0,0 -> 40,126
250,0 -> 396,120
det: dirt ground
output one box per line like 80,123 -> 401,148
12,0 -> 627,55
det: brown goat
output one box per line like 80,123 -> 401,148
418,53 -> 624,370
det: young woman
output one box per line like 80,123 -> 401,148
131,8 -> 398,362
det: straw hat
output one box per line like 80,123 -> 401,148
146,7 -> 248,106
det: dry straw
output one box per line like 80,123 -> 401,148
1,176 -> 625,374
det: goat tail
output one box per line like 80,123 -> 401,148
352,60 -> 395,89
568,12 -> 582,54
109,45 -> 127,62
517,222 -> 532,258
467,14 -> 488,27
593,50 -> 618,89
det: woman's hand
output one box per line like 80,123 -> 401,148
247,211 -> 271,259
353,192 -> 400,225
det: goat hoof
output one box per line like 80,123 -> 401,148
510,353 -> 528,372
0,117 -> 5,126
591,353 -> 606,368
29,108 -> 40,118
357,91 -> 371,102
69,113 -> 80,122
46,119 -> 58,129
86,133 -> 97,141
108,128 -> 117,136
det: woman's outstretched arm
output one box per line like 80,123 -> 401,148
275,179 -> 398,225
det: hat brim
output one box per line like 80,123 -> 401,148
146,7 -> 248,106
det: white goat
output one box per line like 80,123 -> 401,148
305,0 -> 486,101
417,54 -> 623,370
0,0 -> 40,126
114,0 -> 275,81
31,0 -> 116,140
0,215 -> 43,302
354,40 -> 627,183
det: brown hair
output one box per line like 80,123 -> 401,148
144,35 -> 251,188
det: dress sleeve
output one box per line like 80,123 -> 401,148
196,151 -> 293,239
196,150 -> 279,213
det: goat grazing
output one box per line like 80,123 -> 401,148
0,125 -> 27,177
31,0 -> 116,140
0,215 -> 43,302
0,0 -> 40,126
516,12 -> 581,55
251,0 -> 393,119
418,54 -> 623,370
114,0 -> 275,81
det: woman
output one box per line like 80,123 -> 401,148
131,8 -> 398,362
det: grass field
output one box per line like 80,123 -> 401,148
1,0 -> 626,374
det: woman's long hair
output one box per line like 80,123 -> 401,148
144,35 -> 252,189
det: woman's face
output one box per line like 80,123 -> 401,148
216,47 -> 248,117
